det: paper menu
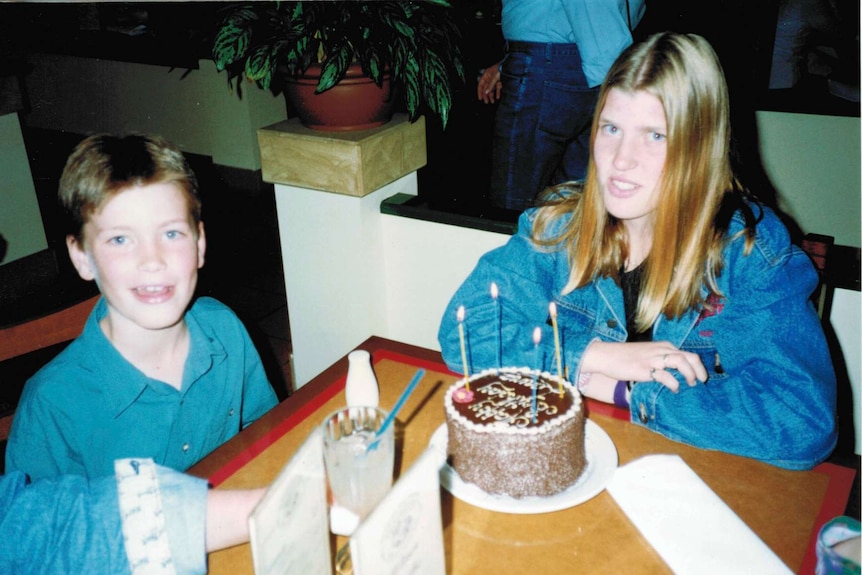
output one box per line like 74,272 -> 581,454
248,427 -> 332,575
349,447 -> 446,575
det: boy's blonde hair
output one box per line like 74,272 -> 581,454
534,32 -> 757,332
59,133 -> 202,242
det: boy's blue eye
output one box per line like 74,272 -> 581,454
165,230 -> 179,240
109,236 -> 126,246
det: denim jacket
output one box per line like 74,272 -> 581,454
438,205 -> 837,470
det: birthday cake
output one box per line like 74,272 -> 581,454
444,368 -> 586,498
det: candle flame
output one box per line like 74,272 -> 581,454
457,305 -> 465,322
549,301 -> 557,319
490,282 -> 499,300
533,326 -> 541,345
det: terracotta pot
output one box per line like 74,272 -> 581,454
283,63 -> 395,131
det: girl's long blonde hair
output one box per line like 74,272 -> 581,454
534,32 -> 757,332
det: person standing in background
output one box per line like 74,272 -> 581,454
478,0 -> 645,212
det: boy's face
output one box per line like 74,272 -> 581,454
67,182 -> 206,334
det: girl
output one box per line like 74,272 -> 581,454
438,32 -> 836,470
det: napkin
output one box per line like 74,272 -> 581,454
607,454 -> 792,575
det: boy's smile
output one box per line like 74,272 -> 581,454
67,182 -> 206,338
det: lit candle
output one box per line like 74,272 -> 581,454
491,282 -> 501,369
549,302 -> 564,397
531,327 -> 541,424
457,305 -> 470,391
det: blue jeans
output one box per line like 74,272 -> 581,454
490,41 -> 598,211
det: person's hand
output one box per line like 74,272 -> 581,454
477,62 -> 503,103
581,341 -> 708,392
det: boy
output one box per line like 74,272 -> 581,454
5,133 -> 278,479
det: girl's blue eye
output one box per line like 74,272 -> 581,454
650,131 -> 666,142
602,124 -> 618,135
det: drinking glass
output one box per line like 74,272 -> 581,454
322,406 -> 394,536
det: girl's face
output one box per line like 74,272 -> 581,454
593,88 -> 668,240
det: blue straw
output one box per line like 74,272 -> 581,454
367,368 -> 425,452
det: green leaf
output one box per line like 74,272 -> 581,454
212,23 -> 250,70
245,45 -> 272,82
211,0 -> 465,126
317,44 -> 351,93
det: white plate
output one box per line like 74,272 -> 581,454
429,419 -> 617,514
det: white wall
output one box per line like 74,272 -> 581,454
0,113 -> 47,264
22,54 -> 286,170
831,288 -> 861,453
381,216 -> 508,351
275,175 -> 508,388
276,177 -> 405,388
756,111 -> 861,248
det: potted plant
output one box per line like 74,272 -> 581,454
212,1 -> 465,131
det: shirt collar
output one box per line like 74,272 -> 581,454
79,297 -> 228,417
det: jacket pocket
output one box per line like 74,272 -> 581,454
681,336 -> 729,382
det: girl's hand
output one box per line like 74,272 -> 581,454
581,341 -> 708,392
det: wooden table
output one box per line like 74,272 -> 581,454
189,336 -> 856,574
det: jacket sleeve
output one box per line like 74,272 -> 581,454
632,217 -> 838,470
438,211 -> 571,375
0,461 -> 209,575
0,471 -> 129,574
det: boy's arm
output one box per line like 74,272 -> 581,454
5,391 -> 72,480
238,328 -> 278,428
205,487 -> 267,551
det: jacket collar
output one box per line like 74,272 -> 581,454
594,275 -> 705,346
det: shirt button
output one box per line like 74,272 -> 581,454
638,404 -> 649,423
229,408 -> 235,416
606,319 -> 618,328
182,443 -> 190,453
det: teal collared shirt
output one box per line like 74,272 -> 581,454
501,0 -> 646,86
6,297 -> 278,479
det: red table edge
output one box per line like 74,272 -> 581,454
201,336 -> 856,574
